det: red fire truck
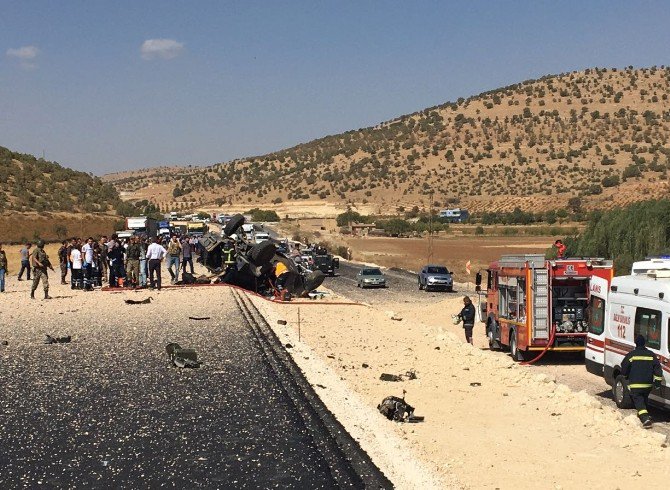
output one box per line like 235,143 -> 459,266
483,254 -> 614,361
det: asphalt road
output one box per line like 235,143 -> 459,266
0,290 -> 387,488
323,260 -> 462,305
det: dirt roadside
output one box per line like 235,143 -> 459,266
256,291 -> 670,489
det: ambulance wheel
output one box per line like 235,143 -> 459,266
613,375 -> 634,409
510,331 -> 525,362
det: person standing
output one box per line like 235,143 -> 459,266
181,235 -> 195,275
146,236 -> 167,290
57,240 -> 69,285
0,243 -> 7,292
108,241 -> 126,287
125,236 -> 141,288
622,335 -> 663,428
458,296 -> 476,345
70,244 -> 83,289
18,243 -> 32,281
166,236 -> 182,284
30,240 -> 54,300
99,236 -> 108,282
139,237 -> 148,288
82,237 -> 94,291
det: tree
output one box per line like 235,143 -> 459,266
53,224 -> 68,239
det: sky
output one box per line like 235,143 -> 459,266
1,1 -> 669,175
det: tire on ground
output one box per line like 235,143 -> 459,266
224,214 -> 245,237
303,270 -> 326,293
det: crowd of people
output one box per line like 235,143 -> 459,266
0,234 -> 208,299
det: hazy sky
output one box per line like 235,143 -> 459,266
1,1 -> 669,175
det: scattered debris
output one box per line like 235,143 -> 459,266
470,382 -> 482,387
285,343 -> 293,349
551,412 -> 562,416
434,346 -> 441,350
125,297 -> 153,305
315,384 -> 327,389
165,342 -> 200,368
362,363 -> 369,368
380,370 -> 416,382
188,316 -> 211,321
44,335 -> 71,344
378,390 -> 424,423
277,320 -> 288,325
0,340 -> 8,346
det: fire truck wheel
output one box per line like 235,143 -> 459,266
223,214 -> 245,237
613,375 -> 634,409
510,331 -> 525,361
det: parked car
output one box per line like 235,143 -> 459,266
418,265 -> 453,292
357,268 -> 387,288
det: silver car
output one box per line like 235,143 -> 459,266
357,268 -> 387,288
418,265 -> 453,292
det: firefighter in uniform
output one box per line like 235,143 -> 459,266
622,335 -> 663,428
30,240 -> 55,300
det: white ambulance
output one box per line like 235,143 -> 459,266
586,271 -> 670,409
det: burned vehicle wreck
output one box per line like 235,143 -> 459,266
198,214 -> 326,298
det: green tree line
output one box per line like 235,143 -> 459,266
567,199 -> 670,273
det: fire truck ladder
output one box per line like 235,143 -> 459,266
532,268 -> 549,340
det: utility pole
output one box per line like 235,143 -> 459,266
428,191 -> 434,263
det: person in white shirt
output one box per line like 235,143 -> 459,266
146,237 -> 167,290
70,245 -> 83,290
81,237 -> 95,291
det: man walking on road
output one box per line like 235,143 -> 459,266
622,335 -> 663,428
0,243 -> 8,292
30,240 -> 54,300
166,235 -> 182,284
18,243 -> 32,281
181,235 -> 195,275
458,296 -> 476,345
146,236 -> 167,290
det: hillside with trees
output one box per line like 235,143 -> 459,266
0,146 -> 121,213
108,66 -> 670,214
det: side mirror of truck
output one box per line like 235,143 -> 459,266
475,271 -> 482,292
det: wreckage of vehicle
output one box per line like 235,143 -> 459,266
198,214 -> 326,299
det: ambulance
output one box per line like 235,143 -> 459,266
586,270 -> 670,409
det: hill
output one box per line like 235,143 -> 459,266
107,66 -> 670,215
0,146 -> 120,214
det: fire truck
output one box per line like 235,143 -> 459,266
483,254 -> 614,361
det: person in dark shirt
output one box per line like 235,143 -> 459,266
125,236 -> 142,288
458,296 -> 476,345
622,335 -> 663,428
108,242 -> 126,287
57,240 -> 69,285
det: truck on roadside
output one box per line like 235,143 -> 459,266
126,217 -> 158,238
309,246 -> 339,276
483,254 -> 614,361
586,269 -> 670,410
187,222 -> 207,237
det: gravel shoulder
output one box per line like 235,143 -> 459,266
258,287 -> 670,489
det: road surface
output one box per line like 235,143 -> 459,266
0,289 -> 389,488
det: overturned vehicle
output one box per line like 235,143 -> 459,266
198,214 -> 326,299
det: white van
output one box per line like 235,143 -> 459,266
254,232 -> 270,244
587,272 -> 670,409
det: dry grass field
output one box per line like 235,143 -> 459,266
0,213 -> 120,244
346,235 -> 556,281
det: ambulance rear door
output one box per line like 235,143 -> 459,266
585,276 -> 608,377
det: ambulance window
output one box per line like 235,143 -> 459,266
588,296 -> 605,335
634,308 -> 662,350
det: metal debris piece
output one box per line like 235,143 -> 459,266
44,335 -> 71,344
125,297 -> 153,305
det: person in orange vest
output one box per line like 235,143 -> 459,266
554,239 -> 567,258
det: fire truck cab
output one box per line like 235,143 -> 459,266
587,272 -> 670,410
485,254 -> 614,362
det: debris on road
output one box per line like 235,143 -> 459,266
166,342 -> 200,368
44,335 -> 71,344
125,297 -> 153,305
